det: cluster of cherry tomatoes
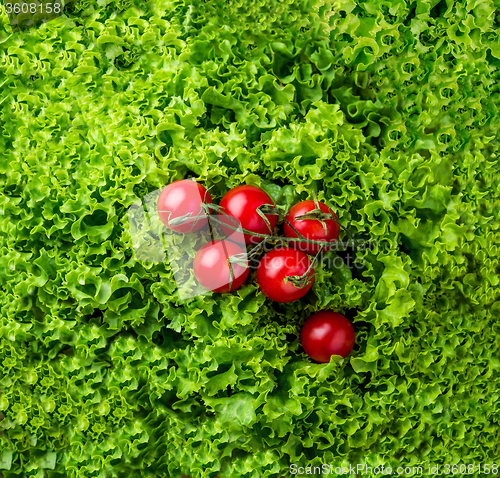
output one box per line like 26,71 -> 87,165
156,179 -> 355,362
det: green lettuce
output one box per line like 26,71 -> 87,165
1,0 -> 499,476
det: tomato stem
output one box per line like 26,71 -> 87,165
225,241 -> 234,291
287,244 -> 325,288
166,199 -> 363,251
158,208 -> 207,231
256,204 -> 276,234
171,212 -> 341,246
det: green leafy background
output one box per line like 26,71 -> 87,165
1,0 -> 499,476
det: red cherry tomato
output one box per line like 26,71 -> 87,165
157,179 -> 212,233
256,247 -> 314,303
300,311 -> 355,362
219,185 -> 277,244
283,200 -> 340,255
193,240 -> 249,293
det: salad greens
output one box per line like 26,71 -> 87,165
1,0 -> 499,476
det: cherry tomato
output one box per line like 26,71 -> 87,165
300,311 -> 355,362
193,239 -> 249,293
283,200 -> 340,255
219,185 -> 277,244
157,179 -> 212,233
256,247 -> 314,303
